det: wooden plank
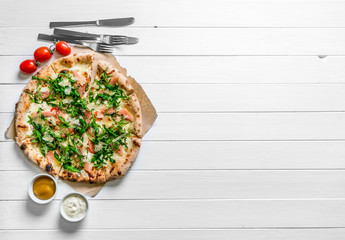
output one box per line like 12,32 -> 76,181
4,83 -> 345,113
3,229 -> 345,240
1,0 -> 345,27
2,199 -> 345,229
143,112 -> 345,141
4,56 -> 345,84
2,27 -> 345,56
3,141 -> 345,170
3,112 -> 345,141
3,170 -> 345,200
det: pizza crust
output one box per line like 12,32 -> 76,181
59,168 -> 90,182
127,93 -> 143,138
87,167 -> 106,183
51,52 -> 94,74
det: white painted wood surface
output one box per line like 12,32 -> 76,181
1,0 -> 345,239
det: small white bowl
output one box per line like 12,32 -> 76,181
60,193 -> 89,222
28,173 -> 57,204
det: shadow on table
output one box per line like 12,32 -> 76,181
17,71 -> 32,80
25,196 -> 84,233
26,195 -> 52,216
13,143 -> 42,173
58,216 -> 84,233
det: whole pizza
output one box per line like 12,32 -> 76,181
15,53 -> 143,183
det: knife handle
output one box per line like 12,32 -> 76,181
38,34 -> 80,44
50,20 -> 97,28
54,28 -> 99,38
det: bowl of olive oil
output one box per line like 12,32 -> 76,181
28,173 -> 57,204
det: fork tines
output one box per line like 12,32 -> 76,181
98,44 -> 116,53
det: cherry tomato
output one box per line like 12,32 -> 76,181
55,41 -> 71,56
19,60 -> 39,74
34,47 -> 53,62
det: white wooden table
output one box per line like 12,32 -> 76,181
2,0 -> 345,239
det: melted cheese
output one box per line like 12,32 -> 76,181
86,102 -> 104,112
58,77 -> 71,87
71,64 -> 91,73
62,97 -> 73,104
94,142 -> 105,152
43,135 -> 53,142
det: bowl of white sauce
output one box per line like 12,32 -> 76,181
60,192 -> 89,222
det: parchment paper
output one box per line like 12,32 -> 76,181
5,46 -> 157,197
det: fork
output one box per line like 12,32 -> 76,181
38,34 -> 116,53
54,28 -> 139,45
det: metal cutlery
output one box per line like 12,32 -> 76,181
50,17 -> 135,28
45,31 -> 133,45
38,34 -> 116,53
54,28 -> 139,45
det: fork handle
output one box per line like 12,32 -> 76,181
50,20 -> 97,28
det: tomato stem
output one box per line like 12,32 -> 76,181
49,45 -> 55,54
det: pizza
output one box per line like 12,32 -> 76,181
15,52 -> 143,183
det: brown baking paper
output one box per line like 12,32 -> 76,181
5,46 -> 157,197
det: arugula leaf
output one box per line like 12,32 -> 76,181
54,151 -> 61,162
26,90 -> 42,104
75,118 -> 87,135
58,116 -> 70,128
63,164 -> 81,173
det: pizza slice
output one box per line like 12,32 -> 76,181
88,60 -> 142,136
16,65 -> 58,143
16,65 -> 63,176
102,93 -> 142,181
79,60 -> 143,182
57,132 -> 90,182
82,111 -> 141,182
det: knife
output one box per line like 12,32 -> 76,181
49,17 -> 135,28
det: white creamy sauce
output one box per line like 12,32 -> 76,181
62,195 -> 87,218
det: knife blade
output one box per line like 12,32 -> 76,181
53,28 -> 139,45
49,17 -> 135,28
54,28 -> 124,38
99,17 -> 135,27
